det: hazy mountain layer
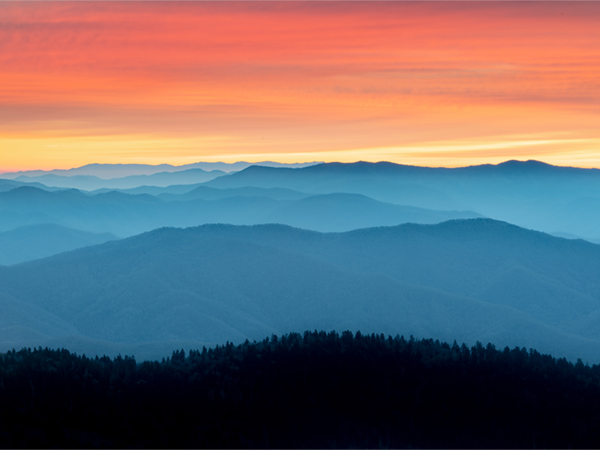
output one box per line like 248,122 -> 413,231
90,183 -> 207,196
12,168 -> 227,191
1,219 -> 599,362
8,159 -> 600,238
88,183 -> 308,199
158,185 -> 311,202
0,224 -> 118,266
264,193 -> 479,231
0,186 -> 480,237
0,179 -> 61,193
205,160 -> 600,239
207,163 -> 467,211
0,161 -> 321,179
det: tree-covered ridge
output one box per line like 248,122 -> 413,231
4,219 -> 600,362
1,331 -> 600,448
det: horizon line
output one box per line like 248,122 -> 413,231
3,158 -> 600,177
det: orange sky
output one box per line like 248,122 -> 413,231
1,1 -> 600,171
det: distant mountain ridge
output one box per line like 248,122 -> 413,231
11,168 -> 227,191
0,161 -> 322,179
205,160 -> 600,239
1,219 -> 600,362
0,185 -> 481,237
5,158 -> 600,239
0,178 -> 63,193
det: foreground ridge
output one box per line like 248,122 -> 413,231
1,331 -> 599,448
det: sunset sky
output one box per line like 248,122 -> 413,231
1,1 -> 600,172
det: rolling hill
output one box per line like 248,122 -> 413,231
0,224 -> 118,266
0,219 -> 599,362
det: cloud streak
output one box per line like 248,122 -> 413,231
1,2 -> 599,170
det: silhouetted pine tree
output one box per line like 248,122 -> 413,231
1,332 -> 600,448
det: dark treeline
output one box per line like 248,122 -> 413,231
1,331 -> 600,448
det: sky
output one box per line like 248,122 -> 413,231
1,1 -> 600,172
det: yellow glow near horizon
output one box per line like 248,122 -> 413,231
2,2 -> 600,172
3,134 -> 599,173
188,138 -> 600,168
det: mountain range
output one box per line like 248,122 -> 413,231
5,159 -> 600,240
10,168 -> 227,191
0,161 -> 321,180
0,186 -> 480,239
0,178 -> 61,193
2,159 -> 600,364
203,160 -> 600,240
1,219 -> 599,362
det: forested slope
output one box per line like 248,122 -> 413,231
1,219 -> 600,361
1,331 -> 599,448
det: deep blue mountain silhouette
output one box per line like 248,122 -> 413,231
0,219 -> 599,361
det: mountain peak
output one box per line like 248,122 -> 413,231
498,159 -> 552,169
5,186 -> 50,197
